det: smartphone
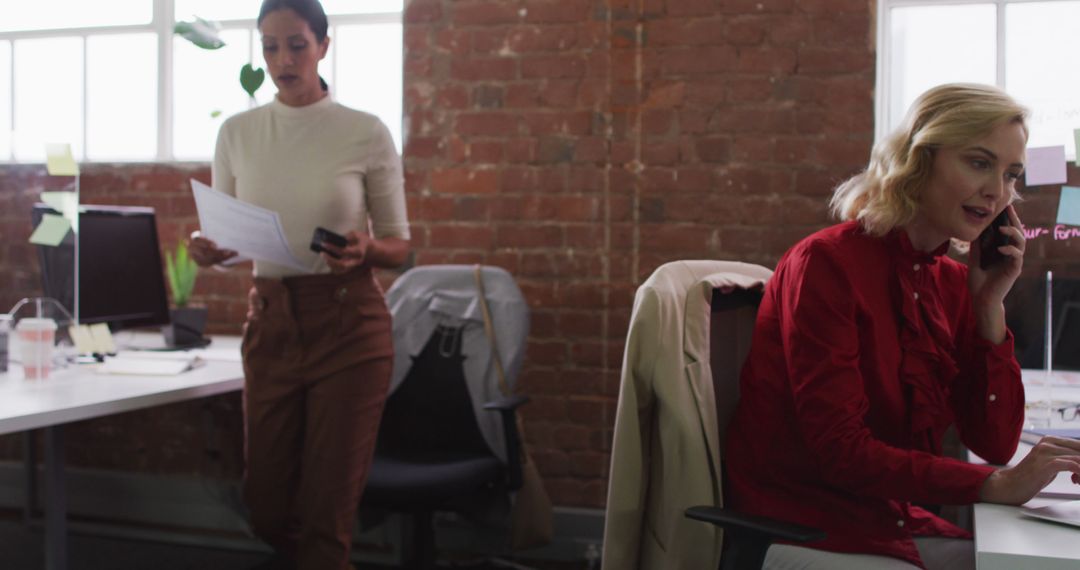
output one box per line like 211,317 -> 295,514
977,210 -> 1010,270
310,227 -> 348,259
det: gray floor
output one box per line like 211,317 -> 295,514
0,518 -> 271,569
0,517 -> 575,570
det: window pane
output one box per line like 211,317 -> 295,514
887,4 -> 996,134
0,41 -> 11,161
0,0 -> 151,32
334,23 -> 403,151
175,1 -> 259,23
13,37 -> 83,162
87,34 -> 157,161
173,29 -> 254,160
176,0 -> 402,20
1006,1 -> 1080,158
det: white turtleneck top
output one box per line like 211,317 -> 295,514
212,95 -> 409,278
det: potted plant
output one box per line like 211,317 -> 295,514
162,241 -> 208,348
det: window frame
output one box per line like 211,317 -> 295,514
0,0 -> 401,163
876,0 -> 1077,159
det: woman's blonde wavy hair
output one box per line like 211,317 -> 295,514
830,83 -> 1029,236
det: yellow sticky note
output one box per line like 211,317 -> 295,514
45,143 -> 79,176
68,325 -> 95,354
41,191 -> 79,229
29,213 -> 72,246
88,323 -> 116,354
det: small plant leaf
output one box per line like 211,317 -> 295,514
240,64 -> 265,98
174,17 -> 225,50
210,110 -> 223,119
165,241 -> 199,308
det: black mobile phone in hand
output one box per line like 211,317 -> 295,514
310,227 -> 348,259
977,210 -> 1010,270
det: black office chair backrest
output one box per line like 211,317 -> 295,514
709,287 -> 763,461
376,324 -> 494,462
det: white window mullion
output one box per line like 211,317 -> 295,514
82,34 -> 88,160
156,0 -> 175,161
996,0 -> 1007,89
7,44 -> 13,160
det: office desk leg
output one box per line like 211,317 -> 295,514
45,426 -> 67,570
24,430 -> 38,522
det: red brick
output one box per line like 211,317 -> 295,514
523,111 -> 594,136
522,55 -> 588,79
404,0 -> 442,23
428,225 -> 495,248
696,137 -> 732,163
452,2 -> 521,26
660,47 -> 737,75
522,0 -> 592,23
431,168 -> 500,194
798,46 -> 874,74
455,111 -> 519,136
497,224 -> 564,248
450,57 -> 517,81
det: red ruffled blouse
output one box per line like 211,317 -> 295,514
726,221 -> 1024,568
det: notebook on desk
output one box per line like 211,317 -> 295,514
1022,500 -> 1080,529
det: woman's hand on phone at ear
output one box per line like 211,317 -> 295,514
968,205 -> 1025,304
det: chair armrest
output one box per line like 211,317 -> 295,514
685,506 -> 826,543
482,395 -> 531,491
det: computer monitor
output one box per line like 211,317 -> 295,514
32,203 -> 171,331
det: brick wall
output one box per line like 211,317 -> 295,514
1,0 -> 1078,509
400,0 -> 877,506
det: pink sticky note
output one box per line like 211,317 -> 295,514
1025,145 -> 1067,187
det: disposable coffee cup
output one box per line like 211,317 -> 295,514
17,318 -> 57,379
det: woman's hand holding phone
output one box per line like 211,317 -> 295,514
967,205 -> 1026,344
318,229 -> 372,274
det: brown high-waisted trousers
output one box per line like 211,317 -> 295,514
241,267 -> 392,570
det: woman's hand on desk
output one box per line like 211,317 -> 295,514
188,231 -> 238,267
980,436 -> 1080,505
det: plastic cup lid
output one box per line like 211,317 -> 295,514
17,318 -> 57,330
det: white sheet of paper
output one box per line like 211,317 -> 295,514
190,179 -> 309,272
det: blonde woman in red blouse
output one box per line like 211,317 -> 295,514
725,83 -> 1080,569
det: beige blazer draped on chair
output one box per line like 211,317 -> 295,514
602,260 -> 772,570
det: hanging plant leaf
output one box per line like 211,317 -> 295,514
210,110 -> 223,119
240,63 -> 266,98
174,17 -> 225,50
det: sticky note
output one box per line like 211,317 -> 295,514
1025,145 -> 1067,187
41,191 -> 79,229
68,325 -> 95,354
45,143 -> 79,176
28,213 -> 71,246
1058,186 -> 1080,226
87,323 -> 116,354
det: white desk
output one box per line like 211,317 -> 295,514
0,336 -> 244,570
972,369 -> 1080,569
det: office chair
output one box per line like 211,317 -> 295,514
684,287 -> 825,570
362,324 -> 527,569
361,266 -> 531,569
